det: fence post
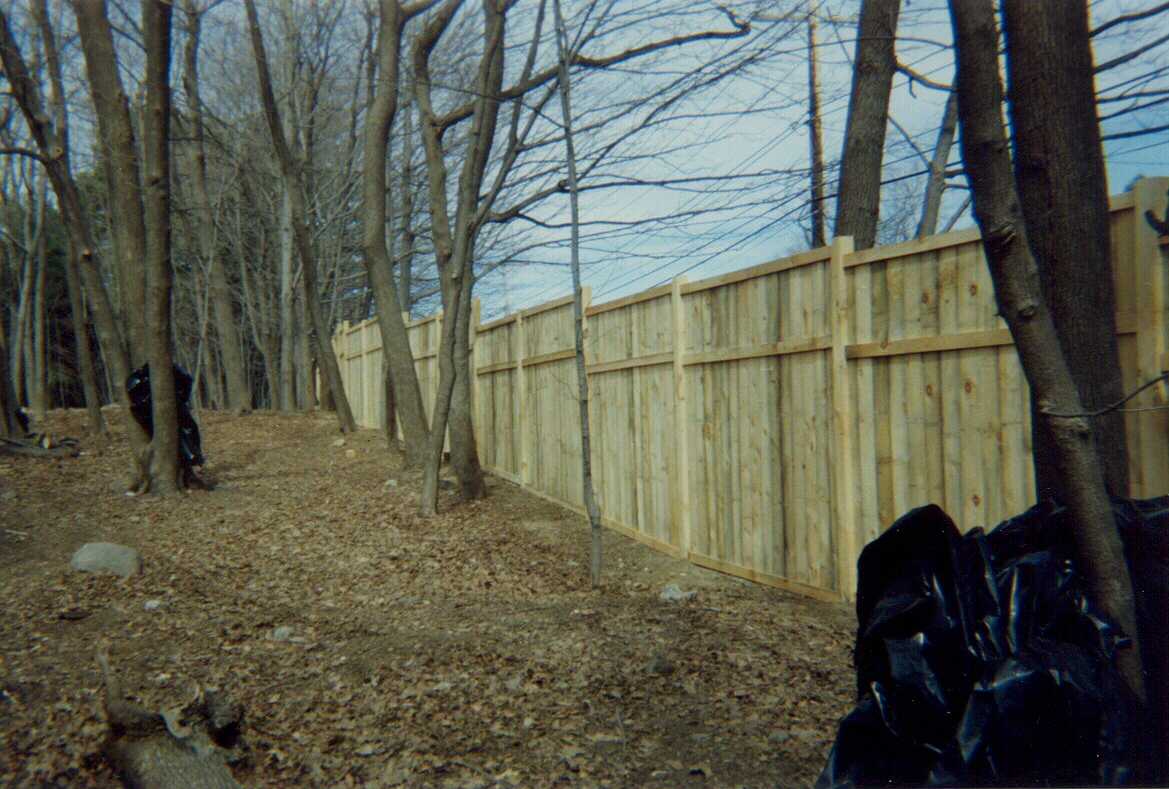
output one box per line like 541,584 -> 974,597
1132,177 -> 1169,495
516,310 -> 530,485
671,276 -> 692,559
830,236 -> 858,601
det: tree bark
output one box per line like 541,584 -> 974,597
358,0 -> 434,466
1002,0 -> 1130,499
916,91 -> 957,239
279,190 -> 296,411
834,0 -> 901,250
244,0 -> 356,433
64,240 -> 106,434
806,14 -> 826,248
31,184 -> 47,421
142,0 -> 181,494
554,0 -> 603,587
71,0 -> 149,368
948,0 -> 1144,701
181,0 -> 251,415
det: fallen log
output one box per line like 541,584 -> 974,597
97,652 -> 246,789
0,436 -> 79,458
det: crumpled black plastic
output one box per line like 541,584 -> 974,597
817,497 -> 1168,787
126,364 -> 204,468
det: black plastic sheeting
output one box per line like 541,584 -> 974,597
817,498 -> 1168,787
126,364 -> 204,468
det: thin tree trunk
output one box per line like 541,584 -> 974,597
31,182 -> 47,421
279,190 -> 296,411
358,0 -> 435,466
949,0 -> 1144,701
449,295 -> 486,500
244,0 -> 356,433
834,0 -> 901,250
0,317 -> 20,437
297,294 -> 312,409
807,14 -> 826,248
181,0 -> 251,414
1001,0 -> 1130,500
554,0 -> 602,587
916,91 -> 958,239
142,0 -> 181,493
64,239 -> 106,434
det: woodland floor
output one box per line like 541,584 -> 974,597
0,409 -> 855,788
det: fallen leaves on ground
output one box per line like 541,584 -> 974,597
0,409 -> 855,787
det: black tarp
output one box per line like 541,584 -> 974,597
817,498 -> 1168,787
126,364 -> 204,468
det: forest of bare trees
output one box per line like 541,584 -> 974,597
0,0 -> 1165,505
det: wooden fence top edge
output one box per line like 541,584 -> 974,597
586,283 -> 673,316
522,293 -> 576,319
844,226 -> 983,267
477,313 -> 518,332
682,246 -> 833,294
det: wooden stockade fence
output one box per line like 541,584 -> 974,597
334,178 -> 1169,602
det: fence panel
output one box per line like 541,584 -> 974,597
333,178 -> 1169,602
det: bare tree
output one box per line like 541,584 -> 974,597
359,0 -> 437,465
181,0 -> 252,415
551,0 -> 603,587
948,0 -> 1144,701
243,0 -> 356,433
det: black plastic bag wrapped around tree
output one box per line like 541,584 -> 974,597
816,498 -> 1168,787
126,364 -> 205,468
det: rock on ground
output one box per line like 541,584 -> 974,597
70,542 -> 141,578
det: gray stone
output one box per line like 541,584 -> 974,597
385,479 -> 399,488
332,438 -> 346,448
70,542 -> 141,578
271,626 -> 294,642
659,583 -> 697,603
144,599 -> 164,611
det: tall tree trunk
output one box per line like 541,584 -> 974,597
64,239 -> 106,434
834,0 -> 901,250
279,190 -> 296,411
916,91 -> 958,238
1002,0 -> 1130,500
0,318 -> 21,437
554,0 -> 603,587
71,0 -> 149,368
949,0 -> 1144,702
806,14 -> 826,248
181,0 -> 251,414
449,293 -> 486,500
142,0 -> 181,493
358,0 -> 435,466
297,294 -> 312,409
244,0 -> 356,433
31,183 -> 47,421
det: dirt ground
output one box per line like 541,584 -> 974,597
0,409 -> 856,788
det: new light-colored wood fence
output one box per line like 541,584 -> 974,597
334,177 -> 1169,601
